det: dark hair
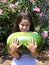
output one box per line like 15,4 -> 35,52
12,11 -> 35,32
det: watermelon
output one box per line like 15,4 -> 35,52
7,32 -> 42,54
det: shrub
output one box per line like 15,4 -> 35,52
0,0 -> 49,46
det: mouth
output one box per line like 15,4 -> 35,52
22,30 -> 27,32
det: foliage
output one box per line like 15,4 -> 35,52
0,0 -> 49,47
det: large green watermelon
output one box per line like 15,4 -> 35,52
7,32 -> 42,54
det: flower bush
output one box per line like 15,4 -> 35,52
0,0 -> 49,48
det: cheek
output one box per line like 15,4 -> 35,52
26,25 -> 30,31
27,26 -> 30,30
19,24 -> 22,29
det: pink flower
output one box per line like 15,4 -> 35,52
0,9 -> 3,14
9,4 -> 15,12
9,4 -> 14,9
33,6 -> 40,12
39,13 -> 45,17
29,0 -> 34,2
15,2 -> 19,6
41,31 -> 48,38
1,0 -> 7,4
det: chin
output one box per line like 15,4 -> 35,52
21,31 -> 27,32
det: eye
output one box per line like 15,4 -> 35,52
26,25 -> 28,26
26,24 -> 29,27
21,24 -> 24,26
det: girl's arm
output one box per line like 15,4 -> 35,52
24,39 -> 37,57
9,38 -> 22,59
9,50 -> 20,59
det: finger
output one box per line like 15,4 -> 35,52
9,44 -> 12,48
12,38 -> 16,44
14,38 -> 18,44
34,42 -> 37,48
28,39 -> 31,45
9,41 -> 14,48
18,43 -> 22,48
28,39 -> 32,43
32,39 -> 35,45
24,43 -> 29,49
10,39 -> 14,45
28,39 -> 34,45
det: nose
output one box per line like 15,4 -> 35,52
23,26 -> 26,29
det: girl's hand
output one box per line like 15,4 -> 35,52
24,39 -> 37,54
9,38 -> 22,52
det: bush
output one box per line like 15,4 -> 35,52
0,0 -> 49,46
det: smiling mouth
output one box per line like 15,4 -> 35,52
22,30 -> 27,32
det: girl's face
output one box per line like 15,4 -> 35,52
19,19 -> 30,32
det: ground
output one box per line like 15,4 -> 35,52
0,42 -> 49,65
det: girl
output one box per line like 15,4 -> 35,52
9,11 -> 37,65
